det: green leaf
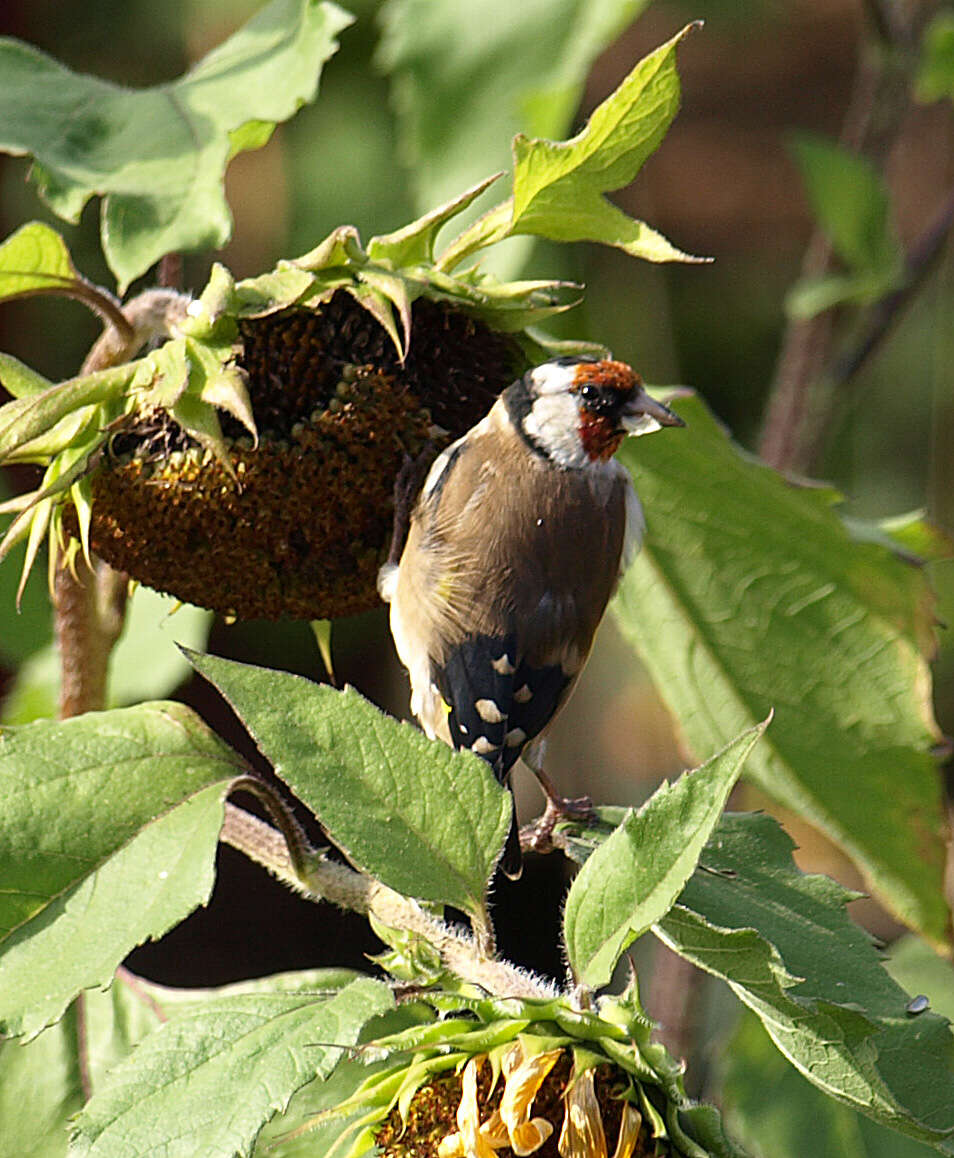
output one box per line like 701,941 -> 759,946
917,12 -> 954,103
0,222 -> 86,304
0,701 -> 244,1036
563,720 -> 766,987
378,0 -> 652,223
0,477 -> 52,667
721,1009 -> 947,1158
614,392 -> 952,946
71,976 -> 394,1158
367,174 -> 503,268
789,134 -> 903,280
657,812 -> 954,1151
0,0 -> 353,290
0,352 -> 54,399
0,978 -> 170,1158
438,25 -> 701,269
0,365 -> 132,464
886,935 -> 954,1023
186,651 -> 512,917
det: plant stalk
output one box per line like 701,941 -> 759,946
758,5 -> 934,472
220,802 -> 555,1000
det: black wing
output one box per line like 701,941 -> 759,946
434,632 -> 571,782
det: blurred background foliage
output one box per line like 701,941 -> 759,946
0,0 -> 952,1116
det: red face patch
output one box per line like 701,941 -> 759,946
573,360 -> 640,462
573,360 -> 639,394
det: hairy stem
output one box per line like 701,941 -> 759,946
54,556 -> 128,718
220,803 -> 554,1000
54,287 -> 194,718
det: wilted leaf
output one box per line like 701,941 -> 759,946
615,392 -> 952,946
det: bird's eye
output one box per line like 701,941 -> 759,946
579,384 -> 598,401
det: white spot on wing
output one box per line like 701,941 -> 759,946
471,736 -> 497,755
505,728 -> 527,747
475,699 -> 505,724
492,654 -> 516,675
514,685 -> 532,703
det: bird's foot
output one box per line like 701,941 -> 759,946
521,792 -> 597,856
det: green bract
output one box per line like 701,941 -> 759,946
251,988 -> 746,1158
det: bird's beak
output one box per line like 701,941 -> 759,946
621,391 -> 686,436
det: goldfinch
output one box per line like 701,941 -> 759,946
378,356 -> 684,876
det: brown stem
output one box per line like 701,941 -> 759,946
228,774 -> 314,882
646,943 -> 701,1068
219,803 -> 539,996
55,556 -> 128,718
74,991 -> 93,1102
758,7 -> 931,473
829,186 -> 954,387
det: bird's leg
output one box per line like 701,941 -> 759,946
386,441 -> 441,566
519,740 -> 596,856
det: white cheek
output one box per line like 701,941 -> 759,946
524,394 -> 586,468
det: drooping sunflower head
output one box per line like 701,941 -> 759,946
0,202 -> 591,621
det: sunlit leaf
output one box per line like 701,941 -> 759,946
186,651 -> 512,916
0,701 -> 243,1036
0,0 -> 353,289
0,222 -> 87,304
615,392 -> 952,947
438,25 -> 700,270
71,976 -> 394,1158
378,0 -> 653,272
563,720 -> 766,987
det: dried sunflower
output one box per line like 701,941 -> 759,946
0,26 -> 700,622
0,183 -> 586,621
279,989 -> 743,1158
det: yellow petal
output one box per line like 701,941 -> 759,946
480,1110 -> 510,1147
558,1070 -> 607,1158
611,1103 -> 643,1158
438,1133 -> 466,1158
510,1116 -> 555,1156
500,1047 -> 563,1135
453,1057 -> 501,1158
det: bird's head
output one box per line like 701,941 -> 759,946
505,355 -> 684,469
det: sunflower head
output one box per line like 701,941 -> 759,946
283,991 -> 737,1158
0,202 -> 591,621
